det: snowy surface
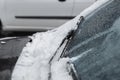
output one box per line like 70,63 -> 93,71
51,58 -> 73,80
80,0 -> 110,17
11,0 -> 109,80
11,18 -> 78,80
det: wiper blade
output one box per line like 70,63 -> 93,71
49,16 -> 84,80
61,16 -> 85,58
58,16 -> 84,80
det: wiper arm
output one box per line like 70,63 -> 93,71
58,16 -> 84,80
49,16 -> 84,80
61,16 -> 85,58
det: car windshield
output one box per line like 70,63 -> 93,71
64,0 -> 120,80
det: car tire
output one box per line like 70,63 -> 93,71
0,20 -> 12,37
0,20 -> 3,36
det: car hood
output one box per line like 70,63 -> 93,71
11,0 -> 110,80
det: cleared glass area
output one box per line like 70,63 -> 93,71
64,0 -> 120,80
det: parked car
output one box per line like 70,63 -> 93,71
1,0 -> 120,80
0,0 -> 96,32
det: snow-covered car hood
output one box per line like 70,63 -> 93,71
11,0 -> 110,80
11,17 -> 78,80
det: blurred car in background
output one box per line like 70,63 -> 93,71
0,0 -> 96,32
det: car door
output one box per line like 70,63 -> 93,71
72,0 -> 96,16
4,0 -> 74,31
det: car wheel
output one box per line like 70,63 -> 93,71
0,20 -> 13,37
0,20 -> 3,36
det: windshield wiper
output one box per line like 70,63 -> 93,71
49,16 -> 84,80
59,16 -> 84,80
61,16 -> 85,58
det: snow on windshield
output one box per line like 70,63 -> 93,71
11,0 -> 109,80
11,17 -> 78,80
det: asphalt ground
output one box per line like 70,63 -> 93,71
0,30 -> 46,80
0,36 -> 30,80
0,37 -> 30,58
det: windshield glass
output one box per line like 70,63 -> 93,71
64,0 -> 120,80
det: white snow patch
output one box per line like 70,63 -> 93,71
11,18 -> 77,80
80,0 -> 110,17
70,48 -> 94,62
73,0 -> 111,21
0,37 -> 17,41
51,58 -> 73,80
